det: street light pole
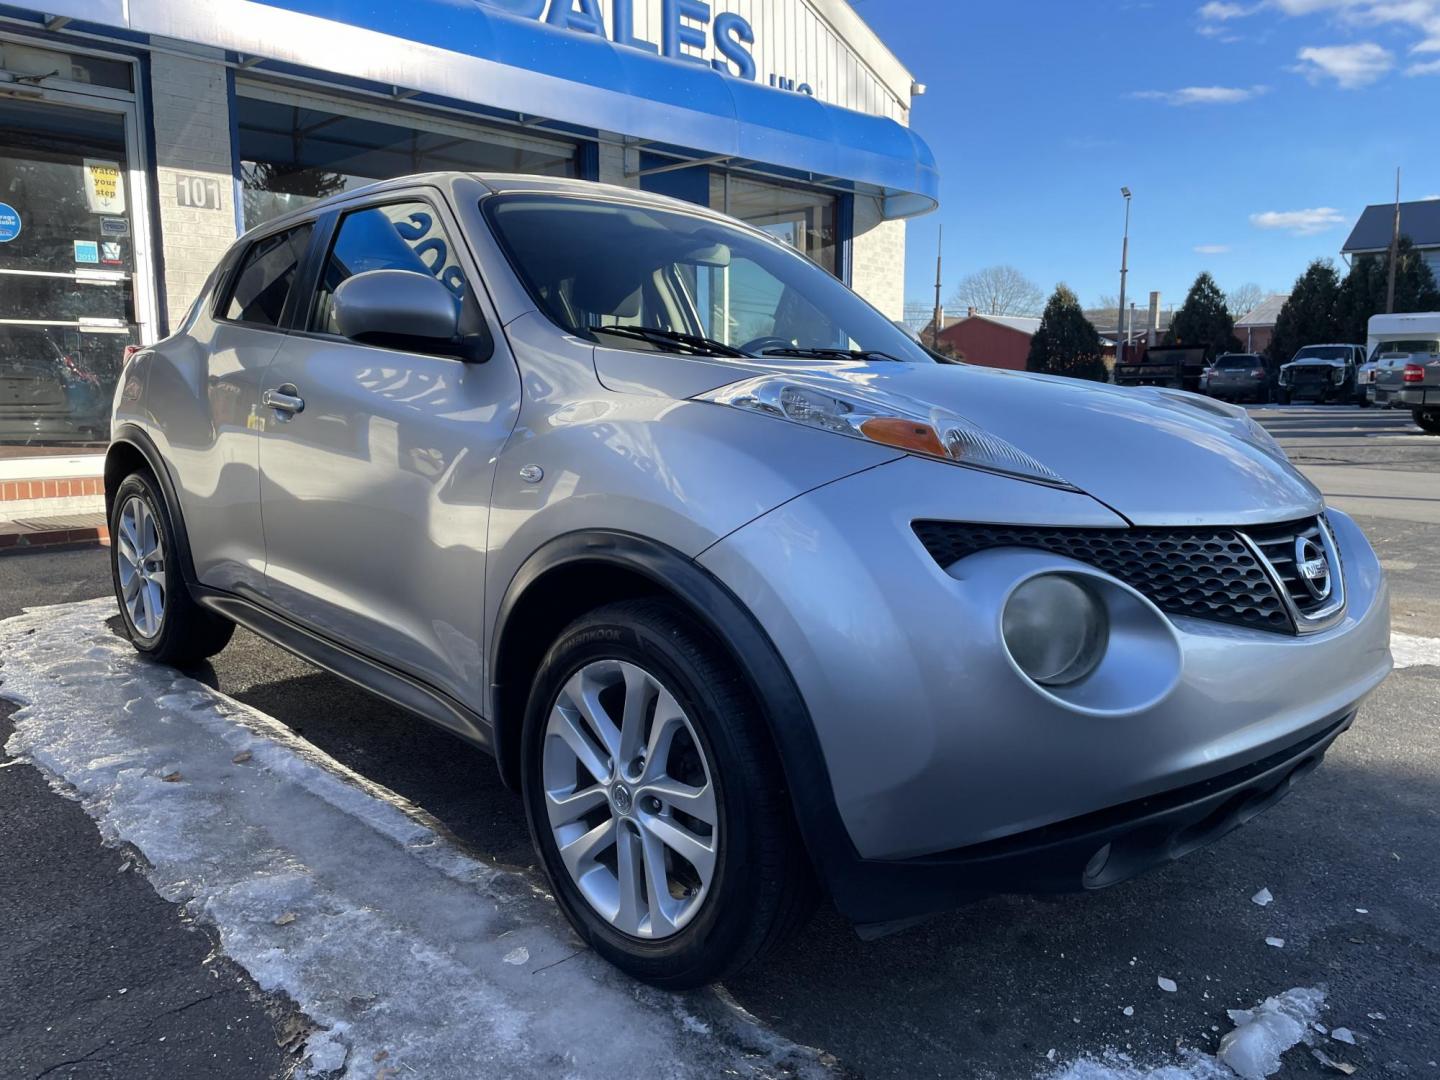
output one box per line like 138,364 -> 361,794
1117,187 -> 1132,367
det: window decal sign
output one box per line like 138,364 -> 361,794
101,216 -> 131,237
101,241 -> 124,265
83,159 -> 126,215
0,202 -> 20,243
74,240 -> 100,264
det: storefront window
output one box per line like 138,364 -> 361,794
710,174 -> 838,278
0,98 -> 139,448
237,93 -> 578,229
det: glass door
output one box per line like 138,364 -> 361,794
0,93 -> 151,448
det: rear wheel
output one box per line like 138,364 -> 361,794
521,598 -> 814,989
110,471 -> 234,665
1415,407 -> 1440,435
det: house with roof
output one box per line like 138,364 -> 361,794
936,310 -> 1042,370
1234,293 -> 1290,355
1342,200 -> 1440,282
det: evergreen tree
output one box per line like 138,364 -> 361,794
1336,237 -> 1440,345
1027,284 -> 1107,382
1269,260 -> 1342,363
1165,272 -> 1241,359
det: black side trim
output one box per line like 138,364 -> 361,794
193,588 -> 493,752
489,530 -> 864,894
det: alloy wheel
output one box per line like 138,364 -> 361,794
542,659 -> 718,939
115,494 -> 167,639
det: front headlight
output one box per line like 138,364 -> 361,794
699,376 -> 1072,488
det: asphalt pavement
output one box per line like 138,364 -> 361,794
1,404 -> 1437,1079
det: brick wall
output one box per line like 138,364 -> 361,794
149,50 -> 238,332
849,194 -> 906,320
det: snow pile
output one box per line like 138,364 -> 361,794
1044,987 -> 1326,1080
1391,632 -> 1440,670
0,600 -> 831,1079
1217,988 -> 1326,1080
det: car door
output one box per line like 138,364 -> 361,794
255,192 -> 522,709
145,222 -> 315,596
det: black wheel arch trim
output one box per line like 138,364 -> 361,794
489,529 -> 866,901
106,425 -> 198,584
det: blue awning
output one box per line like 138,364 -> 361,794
20,0 -> 939,218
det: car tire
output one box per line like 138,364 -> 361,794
110,470 -> 234,666
1277,390 -> 1291,405
521,597 -> 815,989
1415,408 -> 1440,435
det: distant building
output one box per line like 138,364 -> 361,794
1234,294 -> 1290,354
936,311 -> 1041,370
1342,200 -> 1440,282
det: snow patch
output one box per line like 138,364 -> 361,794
1042,987 -> 1325,1080
1157,977 -> 1178,993
1391,632 -> 1440,670
0,600 -> 832,1079
1218,988 -> 1326,1080
1251,888 -> 1273,907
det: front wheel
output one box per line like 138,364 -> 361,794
1277,389 -> 1292,405
110,471 -> 234,665
1416,407 -> 1440,435
521,598 -> 814,989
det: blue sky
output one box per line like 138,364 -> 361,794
855,0 -> 1440,313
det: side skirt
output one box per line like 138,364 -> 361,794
193,588 -> 495,754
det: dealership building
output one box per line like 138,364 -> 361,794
0,0 -> 936,517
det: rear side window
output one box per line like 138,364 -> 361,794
223,224 -> 313,327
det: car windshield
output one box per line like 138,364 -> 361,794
483,193 -> 934,364
1292,346 -> 1350,361
1216,355 -> 1260,369
1372,338 -> 1440,359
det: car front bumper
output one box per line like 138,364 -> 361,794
699,456 -> 1391,922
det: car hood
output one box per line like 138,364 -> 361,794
1283,358 -> 1345,369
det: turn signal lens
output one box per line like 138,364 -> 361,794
1404,364 -> 1425,384
859,417 -> 947,457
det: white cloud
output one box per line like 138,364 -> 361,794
1132,84 -> 1270,104
1294,42 -> 1395,85
1197,1 -> 1440,80
1406,56 -> 1440,72
1250,207 -> 1348,235
1200,0 -> 1259,17
1195,244 -> 1233,254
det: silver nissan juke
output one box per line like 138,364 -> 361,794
106,173 -> 1393,988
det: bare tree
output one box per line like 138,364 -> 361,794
1225,282 -> 1265,320
949,265 -> 1045,317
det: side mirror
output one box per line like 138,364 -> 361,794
333,269 -> 461,351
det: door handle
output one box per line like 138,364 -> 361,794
262,385 -> 305,416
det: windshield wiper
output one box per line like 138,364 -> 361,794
761,346 -> 905,363
592,325 -> 750,359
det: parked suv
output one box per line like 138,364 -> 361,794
1277,344 -> 1365,404
106,175 -> 1392,988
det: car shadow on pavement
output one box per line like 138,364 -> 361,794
188,634 -> 1438,1080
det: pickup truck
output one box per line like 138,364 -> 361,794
1375,352 -> 1440,433
1113,345 -> 1208,393
1276,344 -> 1365,404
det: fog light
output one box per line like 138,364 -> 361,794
1002,575 -> 1109,686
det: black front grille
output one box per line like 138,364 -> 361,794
1244,518 -> 1334,619
912,521 -> 1296,633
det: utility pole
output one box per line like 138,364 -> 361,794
1385,167 -> 1401,314
932,224 -> 944,351
1117,188 -> 1132,366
